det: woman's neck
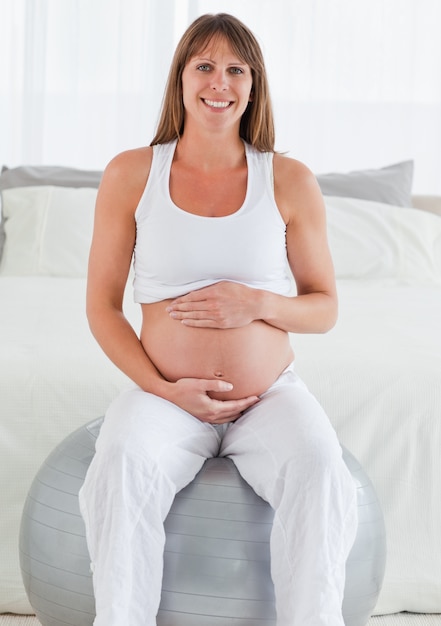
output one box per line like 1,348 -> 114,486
176,127 -> 246,171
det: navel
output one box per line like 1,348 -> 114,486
214,371 -> 224,378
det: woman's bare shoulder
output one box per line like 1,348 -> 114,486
104,146 -> 153,189
273,152 -> 317,188
273,153 -> 323,223
96,146 -> 153,214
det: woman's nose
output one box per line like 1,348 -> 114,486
210,69 -> 228,91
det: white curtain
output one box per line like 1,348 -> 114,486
1,0 -> 441,192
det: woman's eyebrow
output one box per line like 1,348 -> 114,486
193,55 -> 247,66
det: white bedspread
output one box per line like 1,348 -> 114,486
0,276 -> 440,614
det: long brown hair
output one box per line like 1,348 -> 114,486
150,13 -> 275,152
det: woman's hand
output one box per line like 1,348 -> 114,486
167,377 -> 260,424
166,281 -> 261,329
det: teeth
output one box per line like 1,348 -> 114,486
204,99 -> 230,108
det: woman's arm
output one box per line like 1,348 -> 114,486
87,148 -> 258,422
258,153 -> 338,333
86,148 -> 158,388
167,154 -> 337,334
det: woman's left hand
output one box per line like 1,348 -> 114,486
166,281 -> 260,328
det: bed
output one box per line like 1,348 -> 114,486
0,159 -> 440,616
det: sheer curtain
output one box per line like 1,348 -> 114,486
1,0 -> 441,192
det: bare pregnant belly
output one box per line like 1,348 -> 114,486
140,300 -> 294,400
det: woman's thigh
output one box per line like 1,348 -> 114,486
95,386 -> 221,491
219,368 -> 343,505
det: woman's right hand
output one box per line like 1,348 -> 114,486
166,378 -> 260,424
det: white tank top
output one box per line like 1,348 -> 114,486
133,140 -> 291,303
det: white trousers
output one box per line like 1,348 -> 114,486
79,365 -> 357,626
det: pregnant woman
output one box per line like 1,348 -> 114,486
79,13 -> 357,626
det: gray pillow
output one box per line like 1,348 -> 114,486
317,160 -> 414,208
0,164 -> 102,190
0,165 -> 103,261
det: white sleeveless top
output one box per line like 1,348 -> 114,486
133,140 -> 291,303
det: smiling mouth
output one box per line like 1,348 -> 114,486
203,99 -> 232,109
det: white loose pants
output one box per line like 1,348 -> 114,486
79,365 -> 357,626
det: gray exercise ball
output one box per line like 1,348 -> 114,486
19,417 -> 386,626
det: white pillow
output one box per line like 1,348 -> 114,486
0,185 -> 97,276
326,195 -> 441,284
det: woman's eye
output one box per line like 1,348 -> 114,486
229,67 -> 244,75
197,64 -> 211,72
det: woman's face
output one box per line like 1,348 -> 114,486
181,36 -> 253,135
